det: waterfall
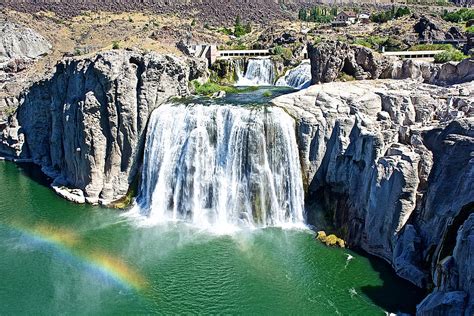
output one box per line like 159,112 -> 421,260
276,61 -> 311,90
133,103 -> 305,230
236,58 -> 276,86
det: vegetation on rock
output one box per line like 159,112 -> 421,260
371,6 -> 411,23
316,231 -> 346,248
298,6 -> 335,23
442,8 -> 474,23
434,48 -> 468,63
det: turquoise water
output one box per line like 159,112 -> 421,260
0,161 -> 423,314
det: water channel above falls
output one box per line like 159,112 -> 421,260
0,87 -> 424,314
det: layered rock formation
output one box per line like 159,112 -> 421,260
0,50 -> 207,204
308,41 -> 474,85
273,79 -> 473,315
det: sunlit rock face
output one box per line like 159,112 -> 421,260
0,50 -> 207,204
273,79 -> 473,315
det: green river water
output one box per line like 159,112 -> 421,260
0,161 -> 424,315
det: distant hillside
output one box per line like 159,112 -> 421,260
1,0 -> 469,24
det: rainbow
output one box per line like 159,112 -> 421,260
3,221 -> 147,291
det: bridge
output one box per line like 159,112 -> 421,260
217,49 -> 271,60
382,50 -> 445,60
190,45 -> 308,66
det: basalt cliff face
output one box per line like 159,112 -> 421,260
0,50 -> 208,204
273,79 -> 473,315
0,46 -> 472,314
308,41 -> 474,85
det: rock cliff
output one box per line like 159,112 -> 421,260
273,79 -> 473,315
308,41 -> 474,85
0,50 -> 207,204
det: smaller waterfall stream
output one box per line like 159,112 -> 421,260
133,103 -> 305,230
236,58 -> 276,86
276,61 -> 311,90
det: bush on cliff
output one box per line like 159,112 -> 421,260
434,49 -> 468,63
371,6 -> 411,23
442,8 -> 474,23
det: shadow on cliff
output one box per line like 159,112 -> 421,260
357,250 -> 426,314
15,162 -> 53,188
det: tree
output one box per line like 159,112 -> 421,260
298,8 -> 307,21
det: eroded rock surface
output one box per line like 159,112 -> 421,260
0,22 -> 51,63
272,79 -> 474,315
308,40 -> 474,86
0,50 -> 207,204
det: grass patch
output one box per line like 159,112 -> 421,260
192,80 -> 258,96
409,43 -> 453,51
353,36 -> 388,50
262,90 -> 273,97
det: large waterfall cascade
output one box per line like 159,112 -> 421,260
276,60 -> 312,90
132,102 -> 305,230
236,58 -> 276,86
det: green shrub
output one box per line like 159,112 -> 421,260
409,43 -> 453,51
442,8 -> 474,23
298,6 -> 334,23
262,90 -> 273,97
233,16 -> 251,37
434,49 -> 468,63
353,36 -> 388,50
467,26 -> 474,35
219,28 -> 233,35
371,6 -> 410,23
112,41 -> 120,50
273,45 -> 293,61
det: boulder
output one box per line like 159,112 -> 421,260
414,16 -> 445,42
0,22 -> 51,63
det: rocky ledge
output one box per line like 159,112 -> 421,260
308,41 -> 474,85
0,49 -> 208,204
273,79 -> 473,315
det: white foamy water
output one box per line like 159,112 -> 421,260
276,60 -> 311,90
236,58 -> 276,86
130,102 -> 305,231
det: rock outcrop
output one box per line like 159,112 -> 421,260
414,16 -> 446,42
0,22 -> 52,121
308,40 -> 474,86
0,22 -> 51,63
308,41 -> 388,83
273,79 -> 473,315
0,50 -> 207,204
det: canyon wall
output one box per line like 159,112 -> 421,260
308,41 -> 474,86
273,79 -> 473,315
1,0 -> 455,24
0,50 -> 207,204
